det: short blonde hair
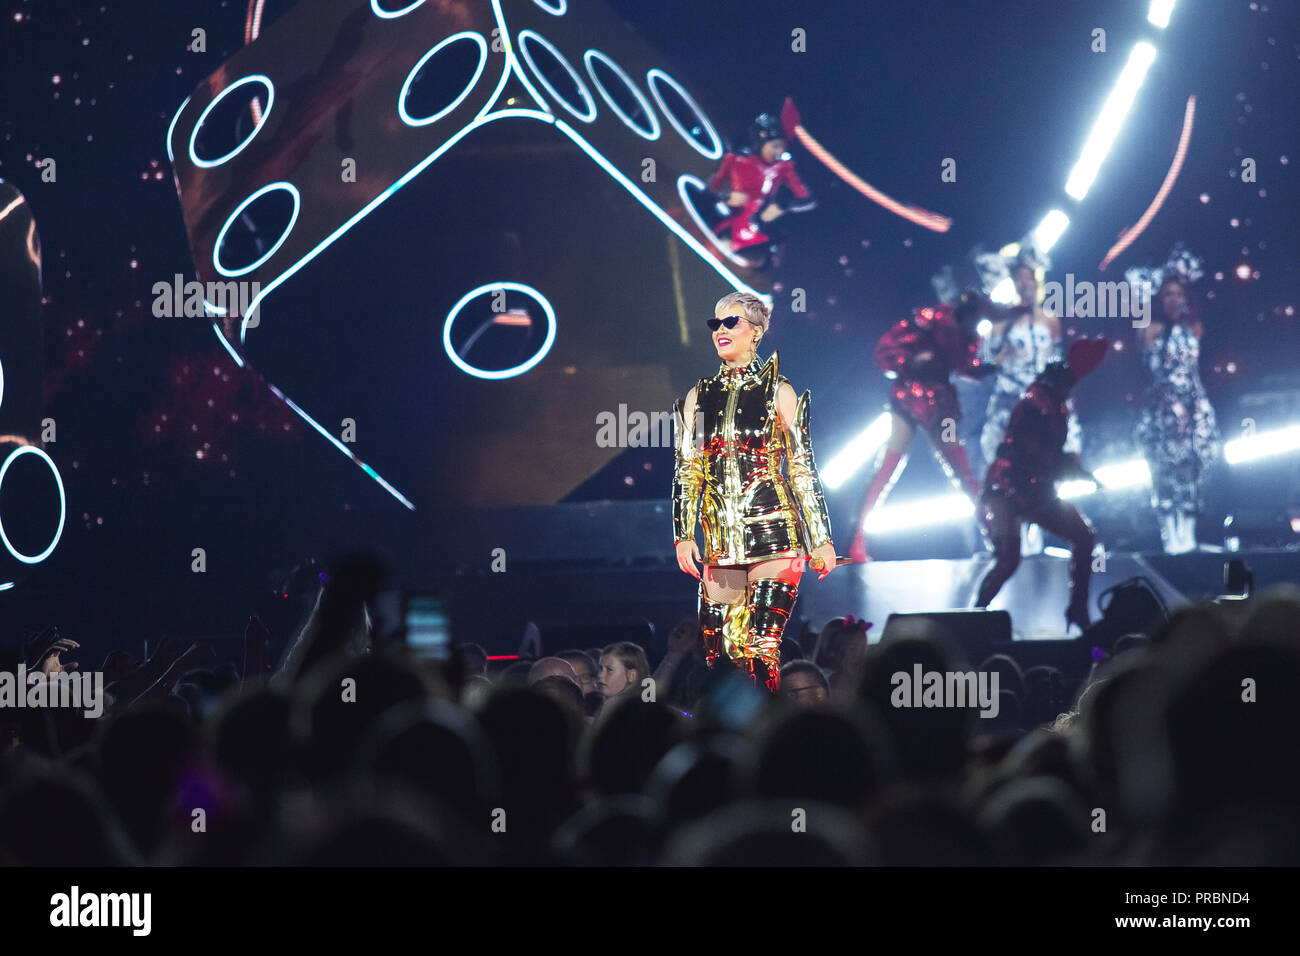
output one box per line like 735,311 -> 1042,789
715,291 -> 772,333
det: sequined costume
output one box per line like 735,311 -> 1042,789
979,318 -> 1081,469
975,339 -> 1108,632
849,303 -> 990,562
672,351 -> 832,692
875,304 -> 982,433
1137,322 -> 1220,550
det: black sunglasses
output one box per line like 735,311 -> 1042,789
706,315 -> 747,332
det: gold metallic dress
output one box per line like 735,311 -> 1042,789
671,350 -> 832,565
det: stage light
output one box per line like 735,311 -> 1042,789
1032,209 -> 1070,254
976,318 -> 992,338
1092,458 -> 1152,489
1147,0 -> 1177,29
863,492 -> 974,534
1224,424 -> 1300,465
1057,479 -> 1098,499
1065,42 -> 1157,200
989,277 -> 1017,305
821,413 -> 891,489
1235,263 -> 1252,280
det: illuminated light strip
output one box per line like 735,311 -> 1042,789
213,181 -> 301,278
788,121 -> 951,232
1033,209 -> 1071,255
370,0 -> 428,18
277,391 -> 416,510
0,193 -> 23,222
165,95 -> 191,164
1225,424 -> 1300,464
583,49 -> 660,140
443,282 -> 557,380
1099,95 -> 1196,271
188,75 -> 275,168
533,0 -> 566,14
0,356 -> 5,407
208,321 -> 416,509
864,492 -> 974,534
245,0 -> 263,44
645,68 -> 723,160
516,30 -> 597,123
821,413 -> 892,490
398,32 -> 489,127
1148,0 -> 1177,29
0,582 -> 13,591
552,118 -> 766,300
0,445 -> 66,564
676,175 -> 758,269
1065,42 -> 1157,201
211,321 -> 246,368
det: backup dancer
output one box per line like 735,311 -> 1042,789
848,292 -> 996,564
707,112 -> 816,269
672,292 -> 836,693
979,255 -> 1080,555
1128,247 -> 1220,554
974,339 -> 1109,633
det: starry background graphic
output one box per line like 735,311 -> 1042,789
0,0 -> 1296,650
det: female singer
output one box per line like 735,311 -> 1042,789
672,291 -> 836,693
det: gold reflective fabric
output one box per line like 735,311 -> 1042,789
672,351 -> 832,565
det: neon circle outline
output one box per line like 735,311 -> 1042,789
583,50 -> 660,140
676,174 -> 754,268
370,0 -> 427,18
213,182 -> 301,277
646,68 -> 722,159
398,32 -> 489,127
166,95 -> 191,164
443,282 -> 557,380
188,75 -> 275,169
516,30 -> 597,123
0,445 -> 66,565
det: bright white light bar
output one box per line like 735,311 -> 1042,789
822,413 -> 891,489
1065,42 -> 1157,200
864,492 -> 974,534
989,277 -> 1017,305
1224,424 -> 1300,464
1033,209 -> 1070,254
1147,0 -> 1176,29
1092,458 -> 1152,489
863,425 -> 1300,539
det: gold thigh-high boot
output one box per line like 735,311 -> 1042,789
697,581 -> 737,670
743,578 -> 800,694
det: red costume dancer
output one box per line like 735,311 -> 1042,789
848,292 -> 994,563
974,338 -> 1109,633
707,113 -> 815,266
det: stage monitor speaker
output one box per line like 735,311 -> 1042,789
880,608 -> 1012,663
1083,576 -> 1169,651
